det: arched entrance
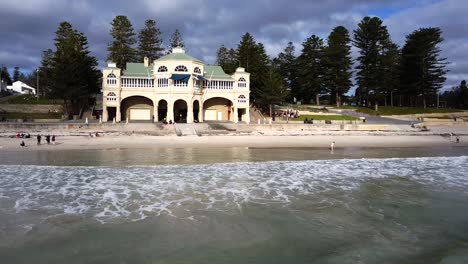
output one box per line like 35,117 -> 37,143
203,97 -> 233,121
173,99 -> 188,123
193,100 -> 200,122
158,100 -> 168,121
121,96 -> 154,121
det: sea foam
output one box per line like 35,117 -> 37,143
0,156 -> 467,225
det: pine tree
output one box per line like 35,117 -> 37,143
400,27 -> 448,108
0,66 -> 12,85
259,65 -> 290,116
323,26 -> 353,107
137,19 -> 163,62
13,67 -> 20,82
51,22 -> 100,114
38,49 -> 54,97
274,42 -> 298,102
216,45 -> 237,74
353,17 -> 391,106
460,80 -> 468,108
297,35 -> 325,104
168,29 -> 185,53
107,15 -> 136,69
237,33 -> 269,102
380,41 -> 400,106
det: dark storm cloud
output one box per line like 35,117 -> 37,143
0,0 -> 466,90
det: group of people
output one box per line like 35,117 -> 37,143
276,110 -> 300,120
16,133 -> 31,138
303,118 -> 314,124
20,134 -> 56,147
36,134 -> 56,145
450,132 -> 460,143
161,119 -> 174,125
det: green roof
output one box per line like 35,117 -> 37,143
203,65 -> 233,80
123,63 -> 153,77
156,52 -> 202,63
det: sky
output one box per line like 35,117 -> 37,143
0,0 -> 466,90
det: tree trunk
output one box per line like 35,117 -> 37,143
269,104 -> 272,117
336,92 -> 340,107
423,96 -> 426,108
316,94 -> 320,106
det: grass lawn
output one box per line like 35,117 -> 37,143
290,114 -> 358,121
0,112 -> 62,120
354,106 -> 465,116
0,94 -> 63,105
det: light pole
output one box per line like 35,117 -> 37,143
36,68 -> 39,100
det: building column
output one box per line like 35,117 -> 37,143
187,103 -> 193,124
102,106 -> 108,122
153,103 -> 158,122
167,100 -> 174,122
233,106 -> 238,123
198,105 -> 204,122
246,106 -> 250,124
116,104 -> 121,122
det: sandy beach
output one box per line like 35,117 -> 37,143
1,133 -> 467,151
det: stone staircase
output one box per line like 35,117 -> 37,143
249,104 -> 265,124
174,123 -> 200,136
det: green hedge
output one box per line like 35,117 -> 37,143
354,106 -> 464,116
289,114 -> 358,121
0,94 -> 63,105
0,112 -> 62,120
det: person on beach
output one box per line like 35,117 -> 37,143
37,134 -> 41,145
450,132 -> 454,142
330,141 -> 335,151
20,141 -> 25,147
52,135 -> 56,145
45,135 -> 51,144
456,136 -> 460,143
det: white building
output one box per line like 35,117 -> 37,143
7,81 -> 36,95
102,47 -> 250,123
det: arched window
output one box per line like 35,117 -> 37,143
238,77 -> 246,88
106,92 -> 117,101
194,67 -> 201,74
158,66 -> 168,72
107,73 -> 117,86
175,65 -> 188,72
238,95 -> 247,103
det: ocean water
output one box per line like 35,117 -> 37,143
1,151 -> 468,263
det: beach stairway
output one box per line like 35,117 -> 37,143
174,123 -> 200,136
82,109 -> 94,120
249,104 -> 265,124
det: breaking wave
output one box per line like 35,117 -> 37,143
0,156 -> 467,224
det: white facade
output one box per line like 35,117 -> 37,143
101,47 -> 251,124
7,81 -> 36,95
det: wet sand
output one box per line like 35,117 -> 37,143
0,134 -> 466,151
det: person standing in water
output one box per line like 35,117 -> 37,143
52,135 -> 56,145
37,134 -> 41,145
330,141 -> 335,151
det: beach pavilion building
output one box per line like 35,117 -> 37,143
101,47 -> 250,124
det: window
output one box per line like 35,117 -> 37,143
175,65 -> 188,72
194,67 -> 201,74
106,92 -> 117,101
107,73 -> 117,86
158,66 -> 168,72
238,95 -> 247,103
238,77 -> 246,88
